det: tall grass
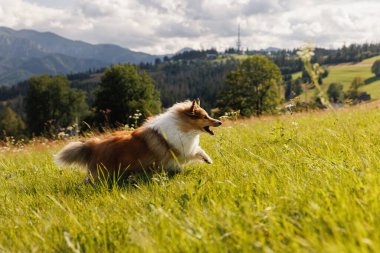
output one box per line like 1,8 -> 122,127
1,107 -> 380,252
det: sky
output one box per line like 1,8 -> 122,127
0,0 -> 379,54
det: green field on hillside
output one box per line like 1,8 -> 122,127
212,53 -> 251,63
1,107 -> 380,252
293,55 -> 380,100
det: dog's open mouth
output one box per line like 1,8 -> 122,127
203,126 -> 214,135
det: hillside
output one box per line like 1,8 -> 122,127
324,56 -> 380,99
0,27 -> 158,85
293,55 -> 380,100
1,107 -> 380,252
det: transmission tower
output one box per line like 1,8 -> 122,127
236,24 -> 241,54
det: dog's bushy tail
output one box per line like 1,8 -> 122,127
54,141 -> 92,167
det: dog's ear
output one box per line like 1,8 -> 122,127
190,99 -> 197,114
185,100 -> 198,118
196,98 -> 201,107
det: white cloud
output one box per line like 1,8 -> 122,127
0,0 -> 64,28
0,0 -> 379,54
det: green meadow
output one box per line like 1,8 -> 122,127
1,106 -> 380,252
294,55 -> 380,100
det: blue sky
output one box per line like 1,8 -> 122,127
1,0 -> 379,54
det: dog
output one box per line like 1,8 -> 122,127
54,99 -> 222,183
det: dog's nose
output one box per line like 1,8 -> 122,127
216,121 -> 222,126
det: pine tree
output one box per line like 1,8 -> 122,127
0,104 -> 25,139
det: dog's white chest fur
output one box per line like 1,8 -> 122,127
146,110 -> 200,160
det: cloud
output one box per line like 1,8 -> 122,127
157,21 -> 206,38
78,0 -> 119,18
138,0 -> 168,13
0,0 -> 64,28
0,0 -> 379,54
243,0 -> 283,15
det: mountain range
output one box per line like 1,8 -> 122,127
0,27 -> 158,85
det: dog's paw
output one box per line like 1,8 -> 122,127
167,165 -> 182,173
203,156 -> 213,164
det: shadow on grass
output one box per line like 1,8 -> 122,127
85,168 -> 186,193
60,165 -> 197,196
365,76 -> 380,85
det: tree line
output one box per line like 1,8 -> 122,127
1,42 -> 380,140
2,42 -> 380,112
0,57 -> 283,140
0,65 -> 161,139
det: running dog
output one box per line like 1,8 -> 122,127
54,99 -> 222,183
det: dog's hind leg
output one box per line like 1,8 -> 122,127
84,173 -> 95,187
84,162 -> 100,186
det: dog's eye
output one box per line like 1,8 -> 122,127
203,116 -> 208,119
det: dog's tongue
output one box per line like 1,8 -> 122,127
204,126 -> 214,135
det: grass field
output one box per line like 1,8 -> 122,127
1,107 -> 380,252
293,55 -> 380,100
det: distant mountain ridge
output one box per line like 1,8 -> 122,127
0,27 -> 158,85
175,47 -> 194,54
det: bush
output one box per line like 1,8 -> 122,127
0,104 -> 25,139
371,60 -> 380,77
346,77 -> 365,100
327,83 -> 344,103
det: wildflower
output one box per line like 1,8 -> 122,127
285,103 -> 295,109
57,132 -> 67,139
297,44 -> 315,61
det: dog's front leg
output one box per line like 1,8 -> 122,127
165,160 -> 183,173
194,146 -> 213,164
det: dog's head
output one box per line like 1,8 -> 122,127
178,99 -> 222,135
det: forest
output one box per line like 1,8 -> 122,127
1,42 -> 380,139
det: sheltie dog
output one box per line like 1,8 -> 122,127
54,99 -> 222,183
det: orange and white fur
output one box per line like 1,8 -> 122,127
54,99 -> 222,183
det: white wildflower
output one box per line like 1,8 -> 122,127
285,103 -> 295,109
297,44 -> 315,61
